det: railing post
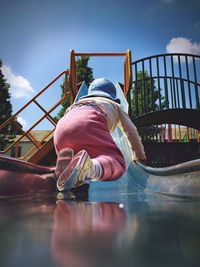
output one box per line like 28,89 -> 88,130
193,56 -> 200,110
124,58 -> 127,95
125,49 -> 132,95
134,63 -> 139,117
124,50 -> 132,115
69,49 -> 77,103
178,55 -> 186,108
63,70 -> 69,100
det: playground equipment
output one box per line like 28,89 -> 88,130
76,81 -> 200,198
0,50 -> 200,198
0,50 -> 132,164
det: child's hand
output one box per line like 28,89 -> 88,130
138,159 -> 147,165
133,157 -> 147,165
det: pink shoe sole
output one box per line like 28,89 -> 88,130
57,150 -> 92,191
55,148 -> 74,178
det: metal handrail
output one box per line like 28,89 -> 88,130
130,53 -> 200,115
132,53 -> 200,65
75,52 -> 127,57
0,70 -> 69,158
130,53 -> 200,142
0,70 -> 68,131
133,75 -> 200,87
69,50 -> 133,102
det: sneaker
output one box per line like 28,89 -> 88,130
55,148 -> 74,179
57,150 -> 93,191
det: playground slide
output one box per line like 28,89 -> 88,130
76,82 -> 200,198
0,82 -> 200,198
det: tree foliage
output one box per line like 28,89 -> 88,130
0,60 -> 18,150
76,56 -> 94,86
131,71 -> 166,141
55,82 -> 71,120
56,56 -> 94,120
132,71 -> 165,117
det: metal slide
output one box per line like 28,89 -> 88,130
76,82 -> 200,198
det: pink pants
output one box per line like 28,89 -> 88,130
54,106 -> 126,181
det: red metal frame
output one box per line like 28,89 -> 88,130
69,50 -> 132,102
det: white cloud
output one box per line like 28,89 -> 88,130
166,37 -> 200,55
17,116 -> 28,129
2,65 -> 35,99
166,37 -> 200,63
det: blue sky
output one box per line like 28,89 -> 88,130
1,0 -> 200,129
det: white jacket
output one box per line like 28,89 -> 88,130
77,96 -> 146,162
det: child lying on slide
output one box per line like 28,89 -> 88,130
54,78 -> 146,191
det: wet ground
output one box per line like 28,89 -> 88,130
0,178 -> 200,267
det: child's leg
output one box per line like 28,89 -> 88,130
56,149 -> 126,192
54,107 -> 126,183
94,154 -> 126,181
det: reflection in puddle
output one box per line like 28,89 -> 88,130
0,194 -> 200,267
51,201 -> 127,267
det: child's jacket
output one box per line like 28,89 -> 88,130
77,96 -> 146,162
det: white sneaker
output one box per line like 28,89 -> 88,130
57,150 -> 93,191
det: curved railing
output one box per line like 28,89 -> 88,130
130,53 -> 200,116
128,53 -> 200,141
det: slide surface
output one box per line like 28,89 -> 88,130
76,82 -> 200,198
0,82 -> 199,198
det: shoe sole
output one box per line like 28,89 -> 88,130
57,150 -> 91,191
55,148 -> 74,178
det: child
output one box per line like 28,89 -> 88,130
54,78 -> 146,191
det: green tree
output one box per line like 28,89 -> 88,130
76,56 -> 94,86
132,71 -> 165,117
0,60 -> 17,150
56,56 -> 94,120
55,82 -> 71,119
131,71 -> 166,142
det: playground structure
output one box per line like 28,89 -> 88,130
0,50 -> 199,166
1,50 -> 200,267
0,49 -> 200,197
131,53 -> 200,144
0,50 -> 132,164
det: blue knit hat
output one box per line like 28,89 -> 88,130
80,78 -> 120,103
